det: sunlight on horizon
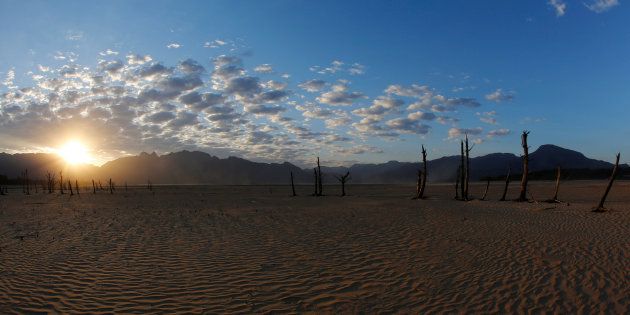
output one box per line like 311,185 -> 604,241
56,140 -> 92,165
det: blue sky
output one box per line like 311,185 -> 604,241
0,0 -> 628,166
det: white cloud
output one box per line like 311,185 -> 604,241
167,43 -> 182,49
488,129 -> 511,137
254,64 -> 273,73
99,49 -> 119,56
585,0 -> 619,13
204,39 -> 227,48
549,0 -> 567,17
485,89 -> 514,102
316,82 -> 365,106
448,127 -> 483,139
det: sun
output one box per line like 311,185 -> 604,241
57,140 -> 91,165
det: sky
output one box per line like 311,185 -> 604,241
0,0 -> 628,166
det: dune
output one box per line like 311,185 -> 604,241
0,182 -> 628,313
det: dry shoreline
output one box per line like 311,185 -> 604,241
1,182 -> 628,313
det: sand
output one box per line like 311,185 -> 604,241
0,182 -> 628,313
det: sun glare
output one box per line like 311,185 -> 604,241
57,141 -> 91,165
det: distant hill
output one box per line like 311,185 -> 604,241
0,145 -> 626,185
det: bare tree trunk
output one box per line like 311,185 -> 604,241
460,141 -> 465,200
313,168 -> 318,196
545,166 -> 562,203
317,157 -> 323,196
75,180 -> 80,195
335,171 -> 350,196
413,169 -> 422,199
481,179 -> 490,201
59,171 -> 64,194
593,153 -> 620,212
290,171 -> 296,197
517,131 -> 530,201
92,179 -> 96,194
500,167 -> 511,201
419,145 -> 427,199
464,135 -> 471,200
109,178 -> 114,194
454,165 -> 461,200
68,180 -> 74,195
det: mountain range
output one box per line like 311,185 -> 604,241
0,145 -> 626,185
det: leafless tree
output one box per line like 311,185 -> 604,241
414,145 -> 428,199
92,179 -> 96,194
593,153 -> 620,212
109,178 -> 114,194
75,180 -> 80,195
516,131 -> 530,202
68,180 -> 74,196
500,167 -> 511,201
335,171 -> 351,196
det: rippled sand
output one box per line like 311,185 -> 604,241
0,182 -> 628,313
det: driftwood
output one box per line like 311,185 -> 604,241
593,153 -> 620,212
500,167 -> 511,201
516,131 -> 530,202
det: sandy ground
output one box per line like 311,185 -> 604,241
0,181 -> 628,313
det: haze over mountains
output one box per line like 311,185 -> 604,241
0,145 -> 625,185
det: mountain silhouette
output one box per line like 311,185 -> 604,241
0,145 -> 625,185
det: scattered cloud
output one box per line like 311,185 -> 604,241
316,82 -> 365,106
448,127 -> 483,139
585,0 -> 619,13
485,89 -> 514,102
487,129 -> 511,137
548,0 -> 567,17
99,49 -> 119,56
298,79 -> 327,92
167,43 -> 182,49
254,64 -> 273,74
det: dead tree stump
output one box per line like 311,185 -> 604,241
481,179 -> 490,201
